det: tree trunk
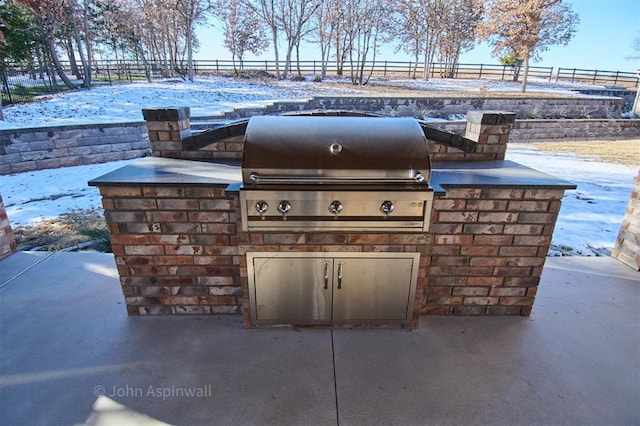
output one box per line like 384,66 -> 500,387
422,50 -> 429,81
186,19 -> 195,81
295,43 -> 301,76
521,50 -> 530,93
271,27 -> 280,79
82,0 -> 92,87
319,39 -> 329,78
66,36 -> 81,79
46,35 -> 77,90
136,45 -> 152,83
72,12 -> 90,88
513,63 -> 521,82
283,42 -> 293,79
232,52 -> 239,76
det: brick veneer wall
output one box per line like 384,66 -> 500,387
235,188 -> 563,327
612,171 -> 640,270
430,110 -> 515,161
0,122 -> 149,175
101,185 -> 241,315
145,108 -> 515,163
0,193 -> 17,259
97,183 -> 564,323
423,187 -> 563,317
95,108 -> 569,323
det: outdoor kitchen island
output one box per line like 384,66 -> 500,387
89,109 -> 576,328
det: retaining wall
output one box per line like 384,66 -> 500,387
303,96 -> 623,120
0,121 -> 149,175
1,100 -> 639,176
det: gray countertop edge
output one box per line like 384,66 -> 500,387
88,157 -> 577,195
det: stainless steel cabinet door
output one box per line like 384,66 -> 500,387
332,257 -> 417,322
250,256 -> 333,324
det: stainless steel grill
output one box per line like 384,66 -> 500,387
239,115 -> 434,232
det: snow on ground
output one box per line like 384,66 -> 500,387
0,75 -> 588,130
1,148 -> 635,256
506,144 -> 635,256
0,75 -> 635,256
0,76 -> 367,129
0,160 -> 132,226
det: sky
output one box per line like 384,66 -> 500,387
194,0 -> 640,73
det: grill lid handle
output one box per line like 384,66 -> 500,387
246,172 -> 428,185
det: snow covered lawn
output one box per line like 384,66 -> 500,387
1,145 -> 635,256
506,144 -> 636,256
0,75 -> 636,255
0,75 -> 589,130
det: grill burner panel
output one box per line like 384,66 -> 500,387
240,190 -> 434,232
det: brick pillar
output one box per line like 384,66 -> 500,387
465,111 -> 516,160
612,170 -> 640,270
141,107 -> 191,158
0,194 -> 17,259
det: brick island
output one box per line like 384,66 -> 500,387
89,108 -> 576,328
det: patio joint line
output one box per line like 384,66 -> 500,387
331,329 -> 340,426
0,252 -> 56,290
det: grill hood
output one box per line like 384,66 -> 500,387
241,115 -> 431,186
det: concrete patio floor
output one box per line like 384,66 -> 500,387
0,251 -> 638,426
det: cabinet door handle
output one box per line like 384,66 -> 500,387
337,262 -> 343,290
323,262 -> 329,290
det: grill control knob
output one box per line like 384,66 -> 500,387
278,200 -> 292,215
255,201 -> 269,215
380,200 -> 395,215
329,200 -> 343,215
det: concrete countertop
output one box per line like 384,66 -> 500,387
429,160 -> 577,193
88,157 -> 242,187
88,157 -> 576,193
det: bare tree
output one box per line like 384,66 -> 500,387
68,0 -> 94,88
16,0 -> 78,89
213,0 -> 268,75
249,0 -> 281,78
391,0 -> 448,81
392,0 -> 427,79
310,0 -> 340,78
420,0 -> 447,81
176,0 -> 212,81
481,0 -> 579,92
278,0 -> 319,78
343,0 -> 391,85
437,0 -> 483,78
117,0 -> 189,78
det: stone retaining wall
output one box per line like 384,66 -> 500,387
1,109 -> 638,176
511,119 -> 640,141
0,122 -> 149,175
304,96 -> 623,120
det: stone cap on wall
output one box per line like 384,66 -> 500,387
142,107 -> 191,122
466,111 -> 517,125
